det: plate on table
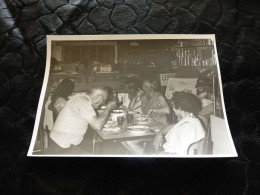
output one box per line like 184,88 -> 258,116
135,116 -> 151,122
127,126 -> 150,134
103,127 -> 120,132
104,121 -> 117,128
135,114 -> 148,118
128,111 -> 140,115
135,115 -> 152,124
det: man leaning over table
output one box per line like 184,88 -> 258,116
46,86 -> 118,154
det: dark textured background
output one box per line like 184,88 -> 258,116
1,0 -> 260,194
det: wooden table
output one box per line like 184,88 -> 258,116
91,117 -> 165,154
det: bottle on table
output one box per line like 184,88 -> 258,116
114,91 -> 123,107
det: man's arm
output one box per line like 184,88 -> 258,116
86,101 -> 117,131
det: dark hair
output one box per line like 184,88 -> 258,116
52,79 -> 74,101
171,92 -> 202,115
103,86 -> 113,104
143,77 -> 159,90
89,86 -> 113,104
125,82 -> 141,92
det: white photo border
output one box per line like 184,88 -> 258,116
27,34 -> 238,158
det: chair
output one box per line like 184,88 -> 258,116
142,139 -> 156,154
43,97 -> 54,130
91,128 -> 103,154
209,115 -> 235,155
33,125 -> 49,154
198,115 -> 209,132
187,137 -> 206,155
187,115 -> 213,155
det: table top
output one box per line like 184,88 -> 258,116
95,117 -> 165,141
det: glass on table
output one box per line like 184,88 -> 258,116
134,117 -> 139,126
126,113 -> 134,125
117,116 -> 124,126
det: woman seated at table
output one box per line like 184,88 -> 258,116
153,91 -> 206,155
128,77 -> 170,125
119,78 -> 142,113
125,91 -> 206,155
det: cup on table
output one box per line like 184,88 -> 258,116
134,117 -> 139,126
126,114 -> 134,125
117,116 -> 124,126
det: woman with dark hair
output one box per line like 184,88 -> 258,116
128,77 -> 170,125
123,91 -> 205,155
153,91 -> 206,155
125,79 -> 141,101
49,79 -> 75,121
118,78 -> 142,113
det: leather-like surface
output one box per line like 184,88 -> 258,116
1,0 -> 260,194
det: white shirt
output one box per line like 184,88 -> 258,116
53,97 -> 67,113
163,117 -> 206,155
50,93 -> 96,148
118,93 -> 142,113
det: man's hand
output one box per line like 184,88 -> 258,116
153,132 -> 163,152
106,101 -> 118,111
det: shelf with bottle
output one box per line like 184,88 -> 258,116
170,46 -> 214,50
173,47 -> 216,67
175,39 -> 214,47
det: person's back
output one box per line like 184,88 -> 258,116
50,93 -> 96,148
50,79 -> 75,121
163,116 -> 205,155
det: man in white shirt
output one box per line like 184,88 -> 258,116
47,86 -> 117,154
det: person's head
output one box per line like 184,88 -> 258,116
142,77 -> 159,93
125,79 -> 141,94
88,86 -> 112,109
171,92 -> 202,118
53,79 -> 75,99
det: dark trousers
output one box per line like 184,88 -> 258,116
46,138 -> 90,155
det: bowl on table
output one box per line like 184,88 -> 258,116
127,110 -> 140,115
127,125 -> 150,134
134,115 -> 153,125
111,109 -> 126,121
135,114 -> 148,118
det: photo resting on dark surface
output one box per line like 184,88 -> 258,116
27,34 -> 237,157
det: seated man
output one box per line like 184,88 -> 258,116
46,86 -> 118,154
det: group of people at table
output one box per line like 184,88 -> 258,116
45,77 -> 206,155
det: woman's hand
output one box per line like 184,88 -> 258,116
136,89 -> 144,98
147,109 -> 154,117
153,132 -> 163,152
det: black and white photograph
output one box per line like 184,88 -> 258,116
27,34 -> 237,157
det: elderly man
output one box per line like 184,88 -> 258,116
47,86 -> 118,154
